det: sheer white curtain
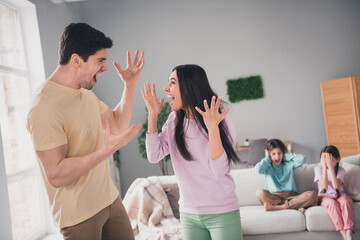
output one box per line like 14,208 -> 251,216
0,1 -> 54,239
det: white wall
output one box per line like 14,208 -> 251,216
0,128 -> 12,240
31,0 -> 360,196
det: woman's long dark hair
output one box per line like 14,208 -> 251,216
320,145 -> 340,197
173,64 -> 240,164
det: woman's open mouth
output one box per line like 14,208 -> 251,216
168,95 -> 175,105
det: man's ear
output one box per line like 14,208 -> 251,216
69,53 -> 82,68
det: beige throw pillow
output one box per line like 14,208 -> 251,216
341,154 -> 360,165
340,161 -> 360,201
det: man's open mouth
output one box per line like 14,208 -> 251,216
92,74 -> 97,83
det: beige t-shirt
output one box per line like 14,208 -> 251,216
27,80 -> 119,228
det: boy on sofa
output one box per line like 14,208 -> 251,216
255,139 -> 318,212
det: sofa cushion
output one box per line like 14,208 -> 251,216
230,168 -> 267,206
294,164 -> 318,194
305,202 -> 360,231
340,162 -> 360,201
240,206 -> 306,235
305,206 -> 335,231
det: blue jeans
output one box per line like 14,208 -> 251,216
180,210 -> 243,240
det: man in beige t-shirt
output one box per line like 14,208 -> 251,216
27,23 -> 143,240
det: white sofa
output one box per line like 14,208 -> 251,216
157,155 -> 360,240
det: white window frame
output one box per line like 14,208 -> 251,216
0,0 -> 58,239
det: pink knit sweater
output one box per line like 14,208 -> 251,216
146,112 -> 239,215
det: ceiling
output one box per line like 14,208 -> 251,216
50,0 -> 88,4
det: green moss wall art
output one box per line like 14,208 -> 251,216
226,75 -> 264,103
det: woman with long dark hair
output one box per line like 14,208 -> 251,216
141,64 -> 242,240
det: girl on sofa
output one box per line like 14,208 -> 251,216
255,139 -> 318,213
314,145 -> 355,240
141,64 -> 242,240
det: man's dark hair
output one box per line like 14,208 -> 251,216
59,23 -> 113,65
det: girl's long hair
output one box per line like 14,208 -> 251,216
173,64 -> 240,164
320,145 -> 340,197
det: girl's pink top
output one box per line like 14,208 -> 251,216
314,165 -> 346,199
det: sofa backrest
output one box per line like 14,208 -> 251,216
294,163 -> 318,193
157,155 -> 360,213
230,164 -> 320,207
230,168 -> 267,206
340,155 -> 360,201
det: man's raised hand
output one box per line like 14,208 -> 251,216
104,120 -> 142,153
113,49 -> 145,87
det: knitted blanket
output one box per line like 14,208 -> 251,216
123,176 -> 182,240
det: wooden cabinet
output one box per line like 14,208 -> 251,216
320,76 -> 360,157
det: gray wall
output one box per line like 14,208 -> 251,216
30,0 -> 83,75
31,0 -> 360,197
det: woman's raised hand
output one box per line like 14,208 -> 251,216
195,96 -> 230,130
141,82 -> 164,116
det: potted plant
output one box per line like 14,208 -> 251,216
138,102 -> 172,175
